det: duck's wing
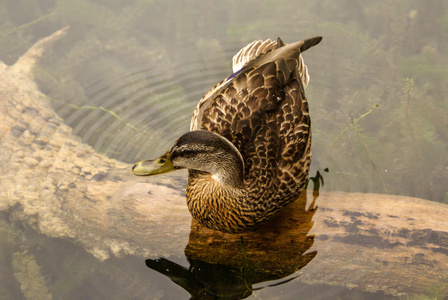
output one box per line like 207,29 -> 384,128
190,38 -> 281,131
196,36 -> 321,182
190,37 -> 320,131
231,37 -> 312,89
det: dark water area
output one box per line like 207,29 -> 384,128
1,0 -> 447,299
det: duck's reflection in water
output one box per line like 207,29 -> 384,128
146,256 -> 300,299
145,180 -> 320,298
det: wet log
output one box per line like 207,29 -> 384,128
1,28 -> 447,297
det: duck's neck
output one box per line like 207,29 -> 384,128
184,131 -> 246,189
208,153 -> 245,189
180,131 -> 250,232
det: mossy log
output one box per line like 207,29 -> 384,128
0,28 -> 447,297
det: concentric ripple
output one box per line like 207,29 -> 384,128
51,41 -> 238,164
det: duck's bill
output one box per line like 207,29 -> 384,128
132,151 -> 175,176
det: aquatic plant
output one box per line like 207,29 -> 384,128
12,250 -> 53,300
401,275 -> 448,300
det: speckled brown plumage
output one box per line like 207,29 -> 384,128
185,37 -> 322,232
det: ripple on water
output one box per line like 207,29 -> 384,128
55,46 -> 235,163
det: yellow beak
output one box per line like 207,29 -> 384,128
132,151 -> 175,176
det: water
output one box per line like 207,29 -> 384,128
1,0 -> 447,299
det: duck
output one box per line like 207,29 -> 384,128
132,36 -> 322,233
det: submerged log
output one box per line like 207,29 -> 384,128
1,28 -> 447,297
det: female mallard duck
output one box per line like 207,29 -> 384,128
133,36 -> 322,233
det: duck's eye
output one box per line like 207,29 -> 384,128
159,158 -> 166,163
183,150 -> 193,156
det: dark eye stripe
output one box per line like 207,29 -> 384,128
172,148 -> 210,159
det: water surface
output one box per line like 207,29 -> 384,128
1,0 -> 447,299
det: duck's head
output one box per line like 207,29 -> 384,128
132,130 -> 245,188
